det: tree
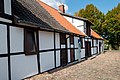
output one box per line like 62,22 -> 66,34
103,3 -> 120,49
74,3 -> 120,50
74,4 -> 105,36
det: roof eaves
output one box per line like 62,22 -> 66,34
60,12 -> 94,25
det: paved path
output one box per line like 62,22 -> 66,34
26,51 -> 120,80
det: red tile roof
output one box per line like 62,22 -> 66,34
37,0 -> 86,36
91,29 -> 104,40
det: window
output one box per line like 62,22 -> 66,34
85,22 -> 91,36
60,33 -> 66,44
84,22 -> 86,34
96,40 -> 98,44
70,35 -> 74,44
92,39 -> 94,46
25,29 -> 38,55
0,0 -> 4,14
80,38 -> 83,48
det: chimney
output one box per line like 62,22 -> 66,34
59,5 -> 65,13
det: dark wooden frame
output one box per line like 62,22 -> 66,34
24,29 -> 38,55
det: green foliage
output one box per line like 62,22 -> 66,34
75,4 -> 120,50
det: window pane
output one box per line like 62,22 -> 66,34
25,29 -> 37,55
60,33 -> 66,44
70,35 -> 74,44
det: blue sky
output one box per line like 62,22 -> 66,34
65,0 -> 120,15
41,0 -> 120,15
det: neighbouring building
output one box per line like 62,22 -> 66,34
59,5 -> 104,59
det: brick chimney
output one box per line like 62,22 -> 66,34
59,5 -> 65,13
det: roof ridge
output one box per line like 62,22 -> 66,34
36,0 -> 67,32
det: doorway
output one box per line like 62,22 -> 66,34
85,41 -> 91,59
60,33 -> 67,66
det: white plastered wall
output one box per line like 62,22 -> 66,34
67,36 -> 70,48
0,24 -> 7,54
94,47 -> 97,54
56,51 -> 60,67
11,55 -> 38,80
94,39 -> 99,53
81,49 -> 85,58
74,36 -> 80,60
10,26 -> 24,53
91,47 -> 94,55
55,33 -> 60,67
66,35 -> 70,62
0,57 -> 8,80
4,0 -> 11,15
39,31 -> 54,50
68,49 -> 70,62
83,38 -> 85,48
55,33 -> 60,49
40,51 -> 54,72
99,40 -> 104,53
63,16 -> 84,33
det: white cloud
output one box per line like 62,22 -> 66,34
40,0 -> 68,12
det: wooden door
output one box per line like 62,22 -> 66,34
85,41 -> 91,59
99,42 -> 101,53
60,33 -> 67,66
61,49 -> 67,66
70,49 -> 74,62
70,35 -> 75,62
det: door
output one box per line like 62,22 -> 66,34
99,42 -> 101,53
85,41 -> 91,59
70,35 -> 75,62
60,33 -> 67,66
70,49 -> 74,62
61,49 -> 67,66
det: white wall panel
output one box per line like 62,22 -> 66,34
39,31 -> 54,50
97,40 -> 99,48
63,16 -> 84,33
63,16 -> 72,23
61,45 -> 66,48
91,48 -> 94,55
0,24 -> 7,54
81,49 -> 85,58
55,33 -> 60,49
94,47 -> 97,54
72,19 -> 84,33
10,26 -> 24,53
68,50 -> 70,62
40,51 -> 54,72
56,51 -> 60,67
75,49 -> 78,60
4,0 -> 11,15
83,38 -> 85,47
67,38 -> 70,48
0,57 -> 8,80
74,36 -> 79,48
11,55 -> 38,80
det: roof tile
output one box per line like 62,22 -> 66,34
91,29 -> 104,40
37,0 -> 86,36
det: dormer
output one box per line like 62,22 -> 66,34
84,21 -> 92,36
0,0 -> 12,19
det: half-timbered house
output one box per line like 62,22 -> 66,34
0,0 -> 86,80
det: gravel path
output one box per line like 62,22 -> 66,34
26,51 -> 120,80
